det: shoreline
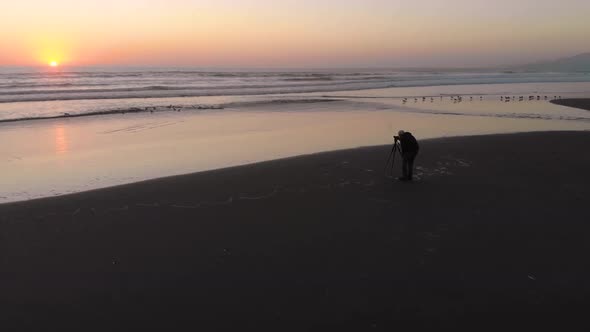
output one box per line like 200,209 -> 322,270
2,97 -> 589,125
1,131 -> 589,330
1,129 -> 587,207
0,98 -> 340,124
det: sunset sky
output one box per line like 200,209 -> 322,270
1,0 -> 588,68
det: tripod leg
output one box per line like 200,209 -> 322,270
391,144 -> 398,176
384,144 -> 396,173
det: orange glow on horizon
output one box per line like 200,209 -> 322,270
0,1 -> 588,67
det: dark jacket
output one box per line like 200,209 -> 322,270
400,132 -> 419,154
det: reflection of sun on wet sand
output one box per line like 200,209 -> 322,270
1,131 -> 589,330
54,124 -> 68,154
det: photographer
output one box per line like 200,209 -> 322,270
394,130 -> 420,181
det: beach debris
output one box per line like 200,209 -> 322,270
171,196 -> 235,209
136,202 -> 161,207
456,159 -> 471,167
441,155 -> 472,167
528,274 -> 537,281
171,204 -> 200,209
106,205 -> 129,213
239,187 -> 279,200
415,164 -> 454,177
200,196 -> 234,207
170,203 -> 201,209
421,232 -> 441,240
338,180 -> 351,187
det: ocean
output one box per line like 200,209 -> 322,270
1,67 -> 590,122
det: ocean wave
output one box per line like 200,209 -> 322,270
282,77 -> 333,81
0,72 -> 144,80
2,72 -> 589,104
0,98 -> 341,123
0,82 -> 114,89
0,104 -> 223,124
222,98 -> 340,108
0,79 -> 397,102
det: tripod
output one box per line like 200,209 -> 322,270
384,139 -> 401,177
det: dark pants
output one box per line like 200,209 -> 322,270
402,151 -> 417,180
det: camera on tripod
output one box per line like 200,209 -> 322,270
385,136 -> 402,176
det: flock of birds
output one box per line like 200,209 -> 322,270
62,104 -> 224,117
499,95 -> 562,102
401,95 -> 563,104
139,104 -> 224,113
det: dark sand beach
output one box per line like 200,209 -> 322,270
1,131 -> 590,331
551,98 -> 590,111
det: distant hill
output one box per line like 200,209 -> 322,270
522,53 -> 590,72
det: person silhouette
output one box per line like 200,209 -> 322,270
395,130 -> 420,181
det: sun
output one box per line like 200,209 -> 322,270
49,61 -> 59,67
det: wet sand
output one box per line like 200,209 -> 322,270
1,131 -> 590,331
3,95 -> 590,203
